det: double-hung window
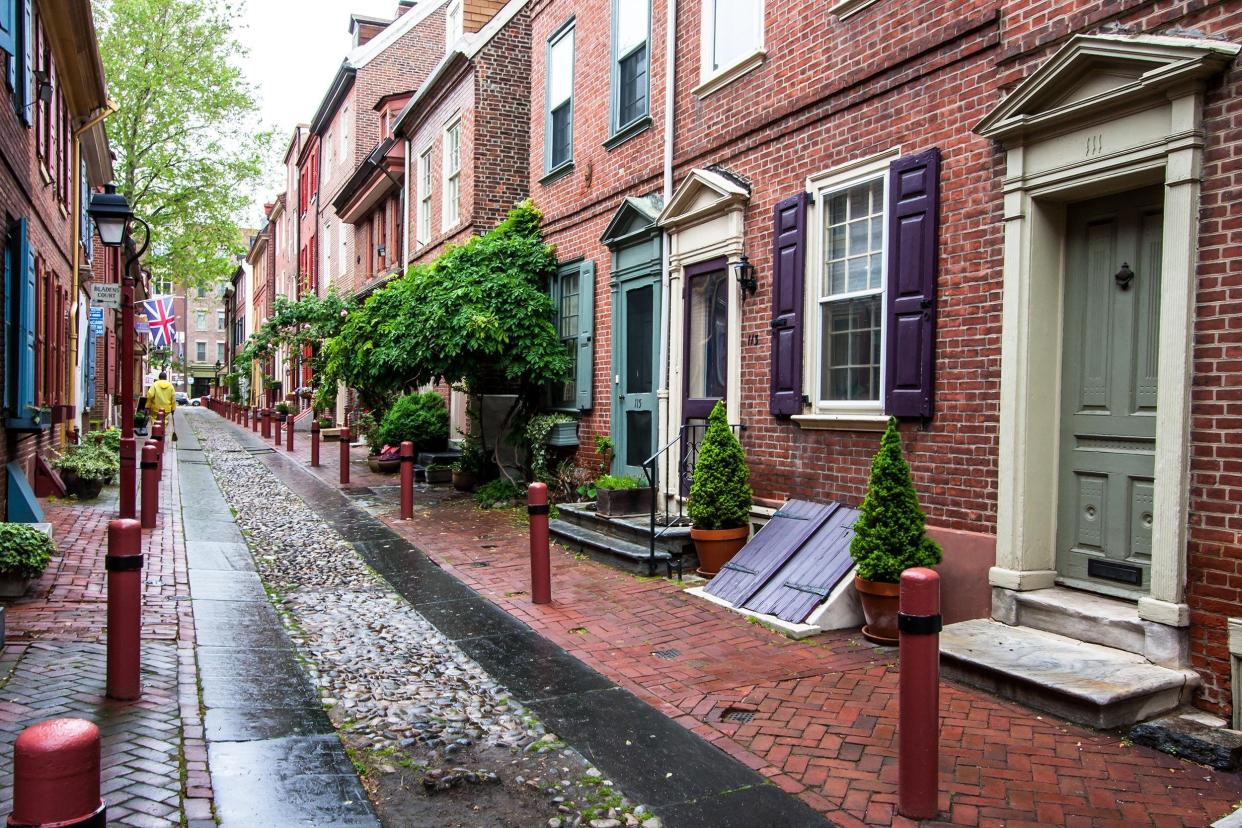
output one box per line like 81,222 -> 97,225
544,21 -> 575,174
700,0 -> 764,93
216,310 -> 225,331
548,260 -> 595,411
610,0 -> 649,137
443,118 -> 461,228
445,0 -> 462,50
417,146 -> 433,245
195,341 -> 207,363
195,309 -> 207,331
815,170 -> 886,409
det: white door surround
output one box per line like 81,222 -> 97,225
656,168 -> 750,497
976,34 -> 1239,627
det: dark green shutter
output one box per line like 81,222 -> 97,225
575,260 -> 594,411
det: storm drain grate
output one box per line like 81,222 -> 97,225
245,447 -> 275,455
470,561 -> 491,568
721,707 -> 756,723
651,648 -> 680,660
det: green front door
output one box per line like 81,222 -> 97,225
614,275 -> 660,480
1056,188 -> 1163,597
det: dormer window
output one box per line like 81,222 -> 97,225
446,0 -> 463,50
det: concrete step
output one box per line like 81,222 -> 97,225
1003,586 -> 1186,667
940,619 -> 1197,729
557,502 -> 693,555
549,519 -> 682,576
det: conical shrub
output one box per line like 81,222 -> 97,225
849,417 -> 942,583
687,401 -> 752,530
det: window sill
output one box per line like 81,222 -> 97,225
539,162 -> 574,186
694,49 -> 767,99
829,0 -> 881,19
792,412 -> 889,432
604,116 -> 652,151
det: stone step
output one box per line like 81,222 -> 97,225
940,619 -> 1197,729
557,502 -> 692,553
549,519 -> 682,576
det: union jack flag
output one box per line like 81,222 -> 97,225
142,296 -> 177,348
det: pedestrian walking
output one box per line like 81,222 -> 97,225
145,372 -> 178,442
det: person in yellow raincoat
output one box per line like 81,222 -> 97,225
145,372 -> 177,416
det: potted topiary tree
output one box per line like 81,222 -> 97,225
849,418 -> 942,645
687,401 -> 752,576
0,523 -> 54,598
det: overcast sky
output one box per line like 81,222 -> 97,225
233,0 -> 399,222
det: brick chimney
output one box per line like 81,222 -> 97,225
395,0 -> 416,18
463,0 -> 505,33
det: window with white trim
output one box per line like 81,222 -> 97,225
340,106 -> 350,160
545,21 -> 575,172
813,168 -> 887,408
700,0 -> 764,88
446,0 -> 462,50
195,340 -> 207,362
417,146 -> 433,245
443,118 -> 461,228
611,0 -> 649,135
338,228 -> 347,279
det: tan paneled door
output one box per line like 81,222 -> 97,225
1056,188 -> 1164,597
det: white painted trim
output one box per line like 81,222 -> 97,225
698,0 -> 765,94
692,49 -> 765,99
462,0 -> 529,58
829,0 -> 880,19
792,413 -> 888,432
349,0 -> 449,69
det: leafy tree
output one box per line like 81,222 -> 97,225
235,291 -> 353,384
849,418 -> 942,583
322,201 -> 570,411
95,0 -> 270,289
687,402 -> 752,530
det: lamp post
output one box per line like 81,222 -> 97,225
89,183 -> 151,520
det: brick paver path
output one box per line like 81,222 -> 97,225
254,421 -> 1242,828
0,439 -> 213,826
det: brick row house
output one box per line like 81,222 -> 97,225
511,0 -> 1242,728
1,0 -> 113,520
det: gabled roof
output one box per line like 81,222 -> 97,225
601,195 -> 663,247
658,168 -> 750,230
975,33 -> 1239,142
348,0 -> 447,69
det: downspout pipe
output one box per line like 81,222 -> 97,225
402,137 -> 412,268
659,0 -> 676,487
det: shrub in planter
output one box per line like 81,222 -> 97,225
375,392 -> 448,454
89,427 -> 122,454
133,409 -> 149,435
426,463 -> 452,484
50,443 -> 118,501
0,523 -> 54,597
594,474 -> 652,517
687,402 -> 752,576
273,402 -> 292,420
849,417 -> 942,645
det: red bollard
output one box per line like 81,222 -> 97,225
286,413 -> 294,452
151,419 -> 165,482
118,437 -> 136,520
106,519 -> 144,700
274,413 -> 283,447
9,718 -> 105,826
261,409 -> 271,439
310,420 -> 320,467
251,407 -> 259,433
528,482 -> 551,604
898,567 -> 941,821
339,426 -> 351,485
242,406 -> 249,429
140,443 -> 159,530
399,441 -> 414,520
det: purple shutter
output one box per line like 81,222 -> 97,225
885,149 -> 940,418
769,192 -> 807,417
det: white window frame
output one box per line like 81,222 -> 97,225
417,146 -> 433,245
446,0 -> 463,50
543,20 -> 575,174
338,227 -> 347,279
340,105 -> 350,160
610,0 -> 651,137
216,310 -> 225,331
696,0 -> 766,99
805,150 -> 898,417
443,117 -> 462,229
195,340 -> 207,363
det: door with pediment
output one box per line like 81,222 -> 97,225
1056,187 -> 1163,597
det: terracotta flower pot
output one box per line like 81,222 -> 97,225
691,525 -> 749,578
451,469 -> 476,491
854,576 -> 900,645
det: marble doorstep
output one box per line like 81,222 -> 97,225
940,619 -> 1198,729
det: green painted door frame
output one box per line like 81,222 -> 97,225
1056,187 -> 1163,598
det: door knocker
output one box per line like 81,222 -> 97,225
1114,263 -> 1135,290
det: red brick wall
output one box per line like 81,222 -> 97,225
471,8 -> 532,232
406,65 -> 476,264
525,0 -> 1242,713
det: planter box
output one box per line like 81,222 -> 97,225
367,456 -> 401,474
322,428 -> 342,442
426,467 -> 452,484
596,486 -> 653,517
0,576 -> 33,599
546,421 -> 579,447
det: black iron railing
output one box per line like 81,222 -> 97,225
641,422 -> 743,578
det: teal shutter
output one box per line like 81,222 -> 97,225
6,219 -> 36,427
17,0 -> 30,124
575,259 -> 594,411
0,0 -> 15,66
3,222 -> 12,415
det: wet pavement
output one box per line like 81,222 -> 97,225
200,409 -> 831,827
176,415 -> 380,826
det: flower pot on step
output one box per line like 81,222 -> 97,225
854,576 -> 900,645
596,486 -> 653,518
691,525 -> 749,577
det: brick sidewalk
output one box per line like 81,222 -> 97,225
246,416 -> 1242,828
0,438 -> 213,826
